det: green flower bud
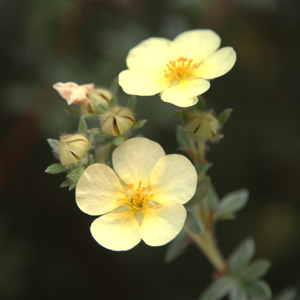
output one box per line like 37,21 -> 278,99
186,111 -> 219,139
58,134 -> 90,166
101,107 -> 135,136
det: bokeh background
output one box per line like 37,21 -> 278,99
1,0 -> 300,299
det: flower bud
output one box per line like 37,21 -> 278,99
101,107 -> 135,136
58,134 -> 90,166
186,111 -> 219,139
87,88 -> 113,114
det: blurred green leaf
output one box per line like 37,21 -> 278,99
109,77 -> 119,96
132,119 -> 147,129
246,280 -> 272,300
45,163 -> 64,174
60,179 -> 72,188
215,189 -> 249,219
113,136 -> 125,146
164,230 -> 189,263
273,287 -> 297,300
218,108 -> 233,124
88,154 -> 94,165
78,117 -> 88,134
200,276 -> 233,300
230,282 -> 248,300
96,103 -> 109,113
47,138 -> 59,153
195,96 -> 206,111
127,95 -> 136,110
176,125 -> 190,149
242,259 -> 271,281
67,167 -> 85,184
185,209 -> 204,234
228,238 -> 255,274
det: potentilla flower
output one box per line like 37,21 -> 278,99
53,82 -> 95,105
118,29 -> 236,107
76,137 -> 197,251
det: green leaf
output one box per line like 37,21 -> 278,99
246,280 -> 272,300
132,119 -> 147,129
242,259 -> 271,281
176,125 -> 190,149
164,230 -> 189,263
67,167 -> 85,184
60,179 -> 72,188
109,77 -> 119,96
78,117 -> 88,134
228,238 -> 255,274
109,96 -> 117,108
199,276 -> 233,300
230,282 -> 248,300
215,189 -> 249,219
196,96 -> 206,111
127,95 -> 137,109
96,102 -> 109,113
218,108 -> 233,124
47,138 -> 59,153
195,162 -> 211,174
185,176 -> 211,208
185,209 -> 204,234
113,136 -> 125,146
81,113 -> 99,119
45,163 -> 64,174
273,287 -> 297,300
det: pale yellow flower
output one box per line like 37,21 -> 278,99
53,82 -> 95,105
118,29 -> 236,107
76,137 -> 197,251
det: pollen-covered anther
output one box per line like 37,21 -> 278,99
164,56 -> 197,81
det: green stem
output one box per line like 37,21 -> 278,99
184,225 -> 227,274
197,139 -> 205,163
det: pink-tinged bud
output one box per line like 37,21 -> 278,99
53,82 -> 95,105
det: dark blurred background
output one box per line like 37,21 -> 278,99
1,0 -> 300,299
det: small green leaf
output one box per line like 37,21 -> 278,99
199,276 -> 233,300
96,103 -> 109,113
69,183 -> 77,191
127,95 -> 137,109
228,238 -> 255,274
215,189 -> 249,219
176,125 -> 190,149
109,77 -> 119,96
67,167 -> 85,184
60,179 -> 72,188
273,287 -> 297,300
113,136 -> 125,145
47,139 -> 59,153
132,119 -> 147,129
218,108 -> 233,124
230,282 -> 248,300
164,230 -> 189,263
45,163 -> 64,174
78,117 -> 88,134
196,96 -> 206,111
185,209 -> 204,234
246,280 -> 272,300
242,259 -> 271,281
185,176 -> 211,208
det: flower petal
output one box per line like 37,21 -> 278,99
161,79 -> 210,107
126,37 -> 176,71
195,47 -> 237,79
150,154 -> 197,204
112,137 -> 165,186
91,212 -> 141,251
118,70 -> 168,96
76,164 -> 123,216
140,200 -> 186,246
174,29 -> 221,62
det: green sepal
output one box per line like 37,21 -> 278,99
230,282 -> 248,300
127,95 -> 137,110
164,230 -> 189,263
60,179 -> 72,188
185,209 -> 204,234
273,287 -> 297,300
195,96 -> 206,111
113,136 -> 125,146
47,138 -> 59,153
215,189 -> 249,220
66,167 -> 85,184
218,108 -> 233,124
68,183 -> 77,191
228,238 -> 255,274
109,77 -> 119,96
96,103 -> 109,113
176,125 -> 190,149
132,119 -> 147,129
185,176 -> 211,208
45,163 -> 64,174
78,117 -> 88,134
242,259 -> 271,281
246,280 -> 272,299
199,276 -> 233,300
109,96 -> 117,108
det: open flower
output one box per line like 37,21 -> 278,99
76,137 -> 197,251
53,82 -> 94,105
118,29 -> 236,107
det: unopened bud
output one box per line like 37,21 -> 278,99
186,111 -> 219,139
58,134 -> 90,166
87,88 -> 113,114
101,107 -> 135,136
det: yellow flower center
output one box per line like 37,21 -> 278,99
164,57 -> 197,82
118,181 -> 157,223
